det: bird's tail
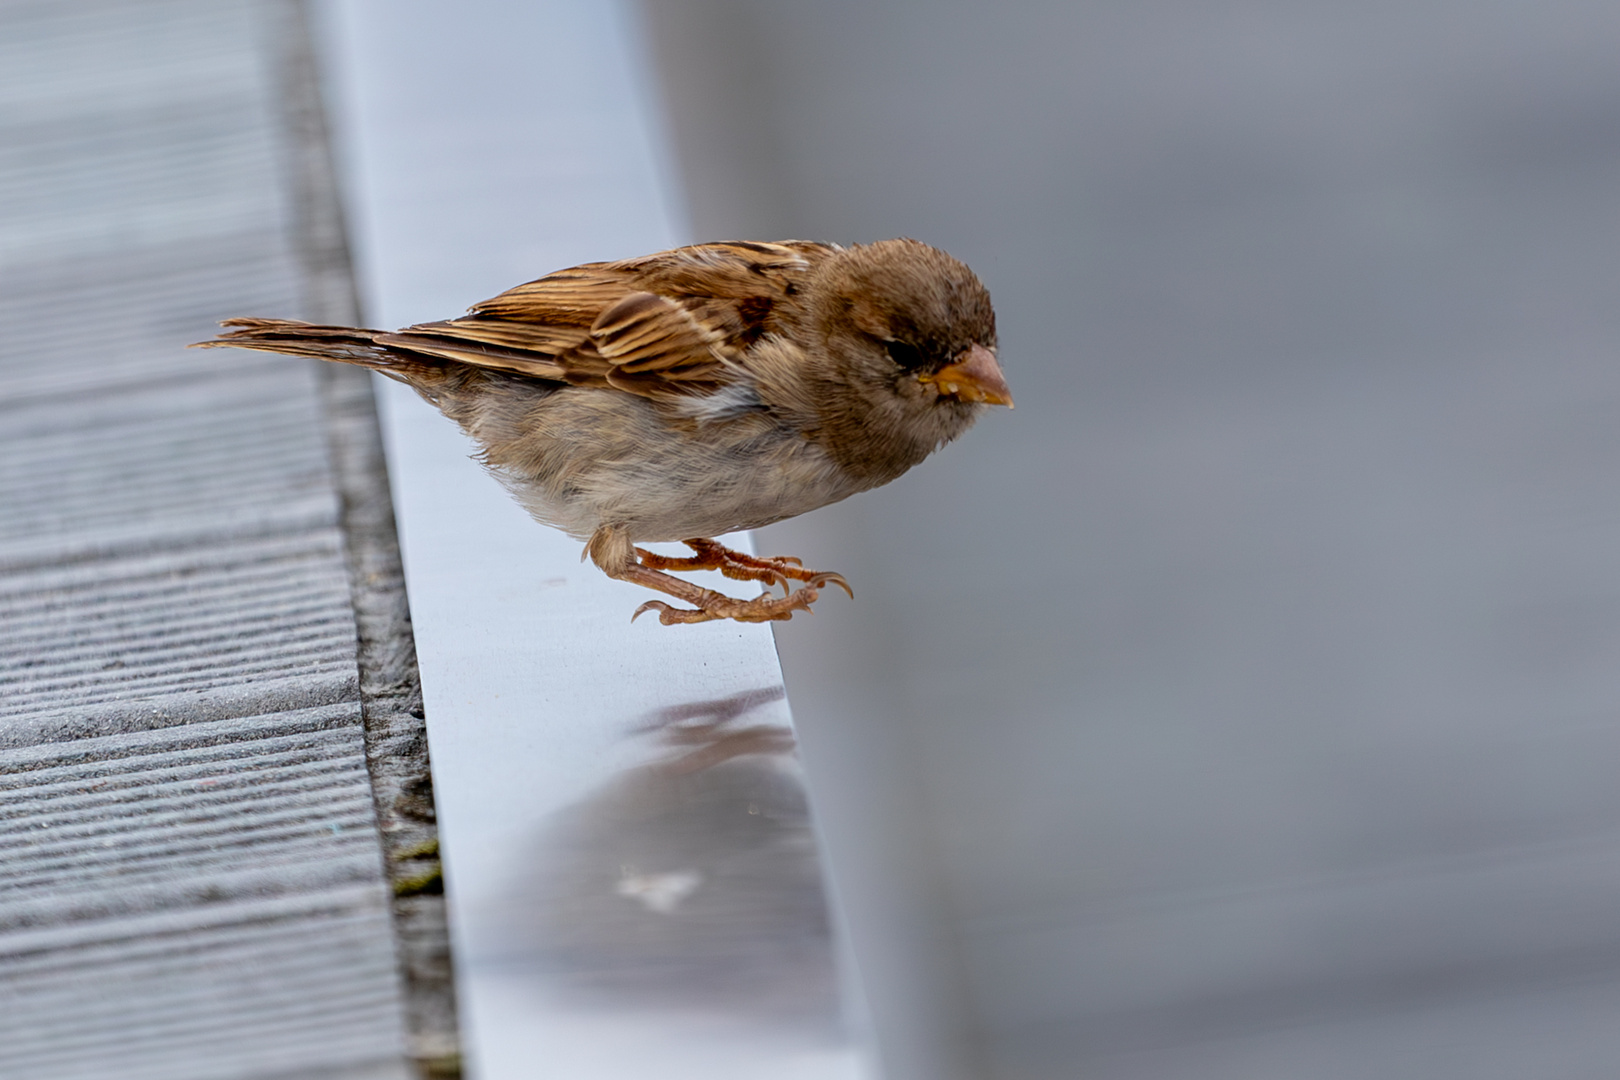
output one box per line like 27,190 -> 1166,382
191,318 -> 445,387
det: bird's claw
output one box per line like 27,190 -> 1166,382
805,571 -> 853,598
633,599 -> 717,625
632,585 -> 821,625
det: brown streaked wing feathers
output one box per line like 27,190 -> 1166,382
371,332 -> 572,381
386,241 -> 835,397
400,319 -> 590,354
468,267 -> 628,324
591,291 -> 723,374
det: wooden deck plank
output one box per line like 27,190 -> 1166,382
0,2 -> 418,1076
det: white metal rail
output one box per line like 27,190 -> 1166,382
319,2 -> 870,1076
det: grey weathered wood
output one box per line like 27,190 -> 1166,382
0,1 -> 424,1075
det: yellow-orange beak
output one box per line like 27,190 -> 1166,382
920,343 -> 1014,407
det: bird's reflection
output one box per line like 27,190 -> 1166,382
493,686 -> 841,1032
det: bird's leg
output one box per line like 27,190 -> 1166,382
586,528 -> 847,625
634,538 -> 853,598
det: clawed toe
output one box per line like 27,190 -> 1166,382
632,584 -> 821,625
633,600 -> 718,625
805,571 -> 853,598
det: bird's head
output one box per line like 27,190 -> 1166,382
806,239 -> 1011,423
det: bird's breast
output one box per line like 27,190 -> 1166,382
479,388 -> 861,543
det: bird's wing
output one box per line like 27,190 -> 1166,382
373,240 -> 833,399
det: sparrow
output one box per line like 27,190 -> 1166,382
195,238 -> 1012,624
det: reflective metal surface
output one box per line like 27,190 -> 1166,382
317,1 -> 870,1075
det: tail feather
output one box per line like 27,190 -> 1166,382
191,317 -> 445,385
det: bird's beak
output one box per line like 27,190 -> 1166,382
920,344 -> 1014,407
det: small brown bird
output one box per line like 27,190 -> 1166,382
196,238 -> 1011,624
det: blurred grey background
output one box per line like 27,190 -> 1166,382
639,3 -> 1620,1078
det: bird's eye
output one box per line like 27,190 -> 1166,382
884,339 -> 926,370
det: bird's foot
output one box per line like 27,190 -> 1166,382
632,587 -> 821,625
634,538 -> 853,598
625,538 -> 851,624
